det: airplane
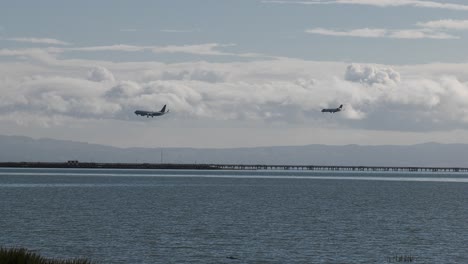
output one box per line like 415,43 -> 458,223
135,105 -> 169,118
321,104 -> 343,113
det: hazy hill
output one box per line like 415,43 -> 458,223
1,135 -> 468,167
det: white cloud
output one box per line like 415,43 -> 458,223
4,51 -> 468,133
87,66 -> 115,82
306,28 -> 386,38
345,64 -> 401,85
72,44 -> 229,55
340,0 -> 468,10
104,81 -> 141,99
0,48 -> 61,64
2,75 -> 120,119
67,43 -> 264,58
5,37 -> 70,45
148,68 -> 228,83
70,45 -> 147,52
305,18 -> 465,40
389,29 -> 458,39
263,0 -> 468,11
151,43 -> 235,56
306,28 -> 459,39
417,19 -> 468,30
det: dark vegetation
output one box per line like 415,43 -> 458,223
0,247 -> 93,264
387,254 -> 415,263
0,162 -> 219,170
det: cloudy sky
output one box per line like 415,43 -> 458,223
2,0 -> 468,148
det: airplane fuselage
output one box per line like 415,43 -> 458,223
135,105 -> 168,118
321,108 -> 341,113
134,110 -> 165,117
321,105 -> 343,113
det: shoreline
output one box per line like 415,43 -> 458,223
0,162 -> 219,170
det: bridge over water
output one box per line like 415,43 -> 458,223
211,164 -> 468,173
1,162 -> 468,173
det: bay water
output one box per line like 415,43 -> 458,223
0,168 -> 467,263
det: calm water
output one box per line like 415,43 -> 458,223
0,168 -> 467,263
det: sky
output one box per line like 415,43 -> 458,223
1,0 -> 468,148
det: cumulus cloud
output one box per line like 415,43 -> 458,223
145,68 -> 228,83
341,105 -> 367,120
345,64 -> 401,85
3,56 -> 468,132
0,75 -> 119,119
104,81 -> 141,99
87,66 -> 115,82
295,78 -> 316,87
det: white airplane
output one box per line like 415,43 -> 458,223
135,105 -> 169,118
321,104 -> 343,113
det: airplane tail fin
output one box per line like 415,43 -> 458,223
339,104 -> 343,109
160,105 -> 167,113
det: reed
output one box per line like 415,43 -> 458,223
0,247 -> 93,264
387,254 -> 415,263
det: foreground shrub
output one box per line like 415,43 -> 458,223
0,247 -> 93,264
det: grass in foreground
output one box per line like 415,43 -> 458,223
0,247 -> 93,264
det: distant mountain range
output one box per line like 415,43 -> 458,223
1,135 -> 468,167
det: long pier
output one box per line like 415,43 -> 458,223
1,162 -> 468,173
213,164 -> 468,172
